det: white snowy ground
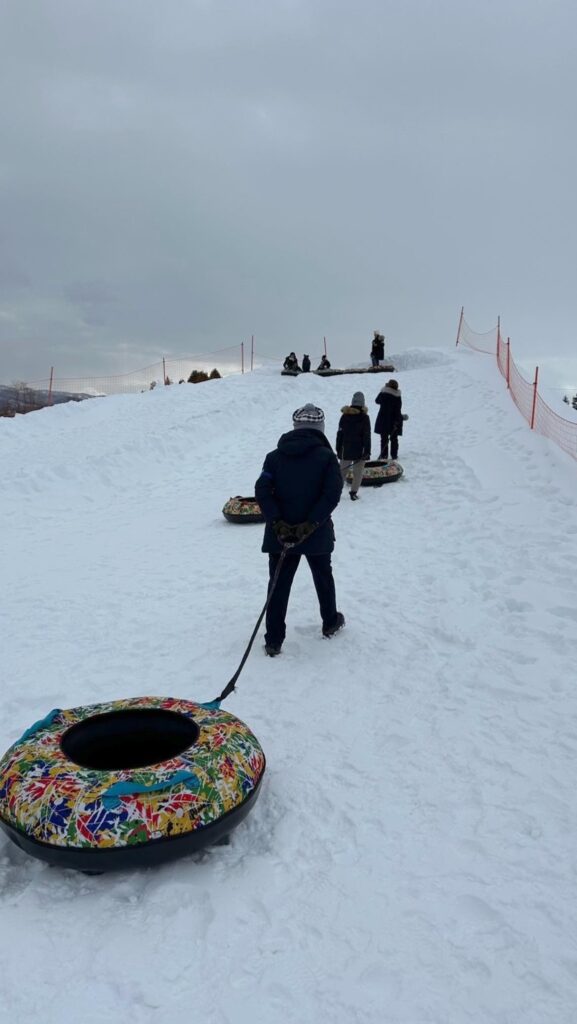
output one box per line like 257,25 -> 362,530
1,348 -> 577,1024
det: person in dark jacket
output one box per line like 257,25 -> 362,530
335,391 -> 371,500
302,354 -> 311,373
374,379 -> 402,460
370,332 -> 385,367
283,352 -> 301,372
255,404 -> 345,656
317,355 -> 331,370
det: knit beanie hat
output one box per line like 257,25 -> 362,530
292,404 -> 325,432
387,379 -> 399,389
351,391 -> 365,407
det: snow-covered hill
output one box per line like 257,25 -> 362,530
1,349 -> 577,1024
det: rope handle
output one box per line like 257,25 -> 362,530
210,511 -> 331,706
16,708 -> 61,745
210,541 -> 296,705
101,770 -> 201,810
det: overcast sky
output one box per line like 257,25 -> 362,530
1,0 -> 576,384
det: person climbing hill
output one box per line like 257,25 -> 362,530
255,404 -> 345,656
336,391 -> 371,500
374,378 -> 403,461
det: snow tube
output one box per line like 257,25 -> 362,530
347,460 -> 404,487
222,496 -> 264,524
322,366 -> 396,375
0,696 -> 265,872
281,369 -> 300,376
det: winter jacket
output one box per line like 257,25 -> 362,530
335,406 -> 371,461
255,428 -> 343,554
283,354 -> 300,371
371,337 -> 385,361
374,385 -> 402,435
302,355 -> 311,372
317,357 -> 331,370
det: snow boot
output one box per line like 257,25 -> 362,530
349,490 -> 359,501
323,612 -> 345,638
265,643 -> 282,657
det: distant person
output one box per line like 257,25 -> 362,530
374,378 -> 403,461
335,391 -> 371,501
283,352 -> 301,372
255,403 -> 345,656
370,332 -> 385,367
302,354 -> 311,373
317,354 -> 331,371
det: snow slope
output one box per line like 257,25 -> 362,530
1,349 -> 577,1024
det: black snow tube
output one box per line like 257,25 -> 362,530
347,460 -> 404,487
222,496 -> 265,524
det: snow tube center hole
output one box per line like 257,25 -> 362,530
60,709 -> 200,770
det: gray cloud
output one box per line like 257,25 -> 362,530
1,0 -> 576,382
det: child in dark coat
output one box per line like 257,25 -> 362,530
374,379 -> 402,460
336,391 -> 371,500
255,404 -> 344,656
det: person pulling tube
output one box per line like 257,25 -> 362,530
255,404 -> 345,656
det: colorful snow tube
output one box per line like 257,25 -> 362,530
347,460 -> 404,487
0,696 -> 265,872
222,496 -> 264,524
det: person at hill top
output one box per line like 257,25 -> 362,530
283,352 -> 301,372
255,403 -> 345,657
317,354 -> 331,371
375,378 -> 403,461
302,354 -> 311,372
371,332 -> 385,367
336,391 -> 371,500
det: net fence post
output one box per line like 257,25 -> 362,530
48,366 -> 54,406
455,306 -> 464,346
530,366 -> 539,429
323,335 -> 327,357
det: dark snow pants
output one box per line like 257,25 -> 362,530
264,552 -> 338,647
379,432 -> 399,460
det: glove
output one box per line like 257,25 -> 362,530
273,520 -> 296,543
291,521 -> 316,543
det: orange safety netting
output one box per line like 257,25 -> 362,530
533,391 -> 577,460
506,352 -> 536,425
458,310 -> 577,461
31,345 -> 244,398
457,315 -> 498,355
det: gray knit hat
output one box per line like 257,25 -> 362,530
351,391 -> 365,408
292,403 -> 325,432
